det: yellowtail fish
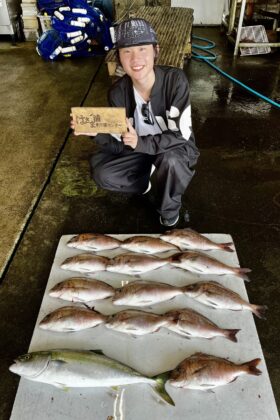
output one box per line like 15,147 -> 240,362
9,349 -> 175,405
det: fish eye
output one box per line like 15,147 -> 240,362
19,354 -> 31,361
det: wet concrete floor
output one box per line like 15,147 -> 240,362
0,27 -> 279,418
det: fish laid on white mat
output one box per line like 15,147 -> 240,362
9,349 -> 174,405
106,307 -> 240,342
67,233 -> 121,251
49,278 -> 115,302
60,254 -> 109,273
169,251 -> 251,281
161,229 -> 234,252
39,306 -> 107,332
120,236 -> 179,254
105,309 -> 170,336
112,280 -> 188,307
184,281 -> 267,319
169,352 -> 261,390
106,254 -> 169,275
165,308 -> 240,342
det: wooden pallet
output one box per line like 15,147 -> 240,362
105,6 -> 193,76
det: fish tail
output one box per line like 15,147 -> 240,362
220,243 -> 234,253
251,304 -> 268,319
234,268 -> 252,281
242,358 -> 262,376
152,372 -> 175,406
224,329 -> 240,343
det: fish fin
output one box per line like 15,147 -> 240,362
90,349 -> 105,355
206,388 -> 215,394
243,358 -> 262,376
220,243 -> 234,253
54,382 -> 69,390
82,303 -> 92,310
152,372 -> 175,406
189,266 -> 204,273
251,304 -> 267,320
53,359 -> 68,365
235,268 -> 251,282
225,329 -> 240,343
193,366 -> 209,376
169,265 -> 179,270
173,331 -> 191,339
207,300 -> 219,308
199,384 -> 215,391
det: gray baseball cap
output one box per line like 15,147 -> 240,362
112,18 -> 158,49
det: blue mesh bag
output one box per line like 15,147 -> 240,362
51,7 -> 112,51
60,39 -> 107,58
37,0 -> 113,59
37,0 -> 67,14
67,0 -> 89,8
36,29 -> 63,60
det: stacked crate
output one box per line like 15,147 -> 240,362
21,0 -> 39,40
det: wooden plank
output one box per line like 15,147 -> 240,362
71,107 -> 126,134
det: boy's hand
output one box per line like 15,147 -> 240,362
70,113 -> 97,136
122,118 -> 138,149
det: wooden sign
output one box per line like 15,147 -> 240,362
71,107 -> 127,134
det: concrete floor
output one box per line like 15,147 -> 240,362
0,27 -> 279,418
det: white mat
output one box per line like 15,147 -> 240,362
10,234 -> 278,420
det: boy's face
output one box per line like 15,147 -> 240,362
119,44 -> 155,83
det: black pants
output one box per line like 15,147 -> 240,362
90,143 -> 199,219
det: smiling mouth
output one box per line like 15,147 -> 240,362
131,66 -> 144,71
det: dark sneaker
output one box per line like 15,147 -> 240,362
159,213 -> 180,227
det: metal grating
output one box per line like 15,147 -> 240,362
105,6 -> 193,75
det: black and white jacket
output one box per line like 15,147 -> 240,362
94,65 -> 198,157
